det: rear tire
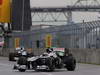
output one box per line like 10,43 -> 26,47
66,59 -> 76,71
64,55 -> 76,71
9,53 -> 15,61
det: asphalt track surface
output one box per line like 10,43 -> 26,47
0,57 -> 100,75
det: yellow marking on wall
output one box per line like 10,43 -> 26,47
45,34 -> 52,48
15,38 -> 20,48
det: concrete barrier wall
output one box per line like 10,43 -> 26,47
0,48 -> 46,56
1,48 -> 100,64
70,48 -> 100,64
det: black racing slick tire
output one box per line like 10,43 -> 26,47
18,69 -> 26,72
66,59 -> 76,71
17,56 -> 27,72
9,53 -> 15,61
64,55 -> 76,71
17,56 -> 27,65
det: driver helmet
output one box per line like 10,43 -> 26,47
46,48 -> 53,53
20,47 -> 25,51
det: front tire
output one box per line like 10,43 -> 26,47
17,56 -> 27,65
17,56 -> 27,72
18,69 -> 26,72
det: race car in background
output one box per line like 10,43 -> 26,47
9,47 -> 34,61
